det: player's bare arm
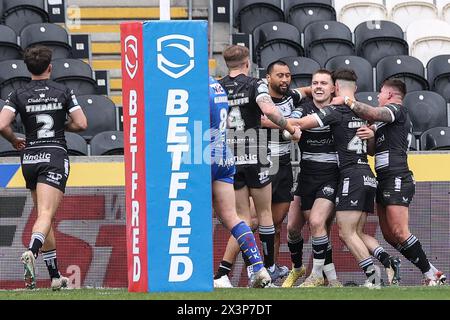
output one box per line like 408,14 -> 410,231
0,108 -> 25,149
289,114 -> 320,131
65,108 -> 88,132
332,96 -> 394,123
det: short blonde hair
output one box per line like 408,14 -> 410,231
223,45 -> 249,70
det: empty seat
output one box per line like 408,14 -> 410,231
404,91 -> 447,137
284,0 -> 336,33
253,21 -> 303,68
280,56 -> 320,87
20,23 -> 71,59
376,55 -> 428,92
406,19 -> 450,67
50,59 -> 98,95
355,91 -> 379,107
65,132 -> 88,156
303,20 -> 354,67
386,0 -> 438,31
233,0 -> 284,34
0,59 -> 31,99
90,131 -> 124,156
419,126 -> 450,150
0,25 -> 22,62
354,20 -> 408,67
427,55 -> 450,102
3,0 -> 49,35
76,95 -> 117,141
0,132 -> 25,157
325,55 -> 374,92
336,0 -> 387,32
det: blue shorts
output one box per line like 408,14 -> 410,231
211,163 -> 235,184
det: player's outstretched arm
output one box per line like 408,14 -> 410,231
332,96 -> 394,123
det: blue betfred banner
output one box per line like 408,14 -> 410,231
143,20 -> 212,292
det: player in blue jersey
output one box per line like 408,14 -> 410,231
209,76 -> 271,288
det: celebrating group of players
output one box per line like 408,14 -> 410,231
209,44 -> 447,289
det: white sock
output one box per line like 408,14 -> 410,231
424,269 -> 435,280
323,263 -> 337,281
312,258 -> 325,277
429,262 -> 438,273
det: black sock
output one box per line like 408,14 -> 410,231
400,234 -> 431,273
259,225 -> 275,268
373,246 -> 391,268
42,249 -> 60,279
29,232 -> 45,259
324,242 -> 333,265
359,257 -> 376,282
214,260 -> 233,279
312,235 -> 328,260
287,236 -> 304,268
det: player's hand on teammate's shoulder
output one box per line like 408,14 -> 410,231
330,96 -> 345,106
291,126 -> 302,142
356,126 -> 374,140
12,136 -> 25,150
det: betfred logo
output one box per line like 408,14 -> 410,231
157,35 -> 194,79
124,35 -> 138,79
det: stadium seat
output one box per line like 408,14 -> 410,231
90,131 -> 124,156
375,55 -> 428,92
252,22 -> 303,68
406,19 -> 450,67
303,20 -> 354,67
0,99 -> 24,133
419,127 -> 450,150
0,25 -> 22,62
20,23 -> 71,59
284,0 -> 336,33
279,56 -> 320,87
325,56 -> 374,92
335,0 -> 387,32
386,0 -> 438,31
403,91 -> 447,137
3,0 -> 49,35
65,132 -> 88,156
354,20 -> 408,67
50,59 -> 98,96
355,92 -> 379,107
0,132 -> 25,157
76,95 -> 117,141
233,0 -> 284,34
427,55 -> 450,102
0,59 -> 31,99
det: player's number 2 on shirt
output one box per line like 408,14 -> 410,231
36,114 -> 55,139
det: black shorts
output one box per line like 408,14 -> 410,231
295,171 -> 339,211
335,167 -> 376,213
271,162 -> 293,203
376,171 -> 415,207
233,163 -> 272,190
21,146 -> 70,193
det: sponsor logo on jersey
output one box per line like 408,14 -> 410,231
157,34 -> 194,79
22,152 -> 51,164
322,185 -> 335,196
363,175 -> 377,187
26,103 -> 63,113
46,171 -> 62,185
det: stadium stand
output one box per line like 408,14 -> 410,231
354,20 -> 408,67
90,130 -> 124,156
427,54 -> 450,102
0,25 -> 23,62
420,126 -> 450,150
0,132 -> 24,157
2,0 -> 49,35
284,0 -> 336,33
280,56 -> 320,87
252,21 -> 303,68
50,58 -> 98,95
386,0 -> 438,31
20,23 -> 72,59
404,90 -> 448,138
233,0 -> 284,34
324,55 -> 373,92
76,94 -> 117,141
355,91 -> 379,107
335,0 -> 387,32
406,19 -> 450,67
303,20 -> 354,67
375,55 -> 428,92
0,59 -> 31,99
65,131 -> 88,156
